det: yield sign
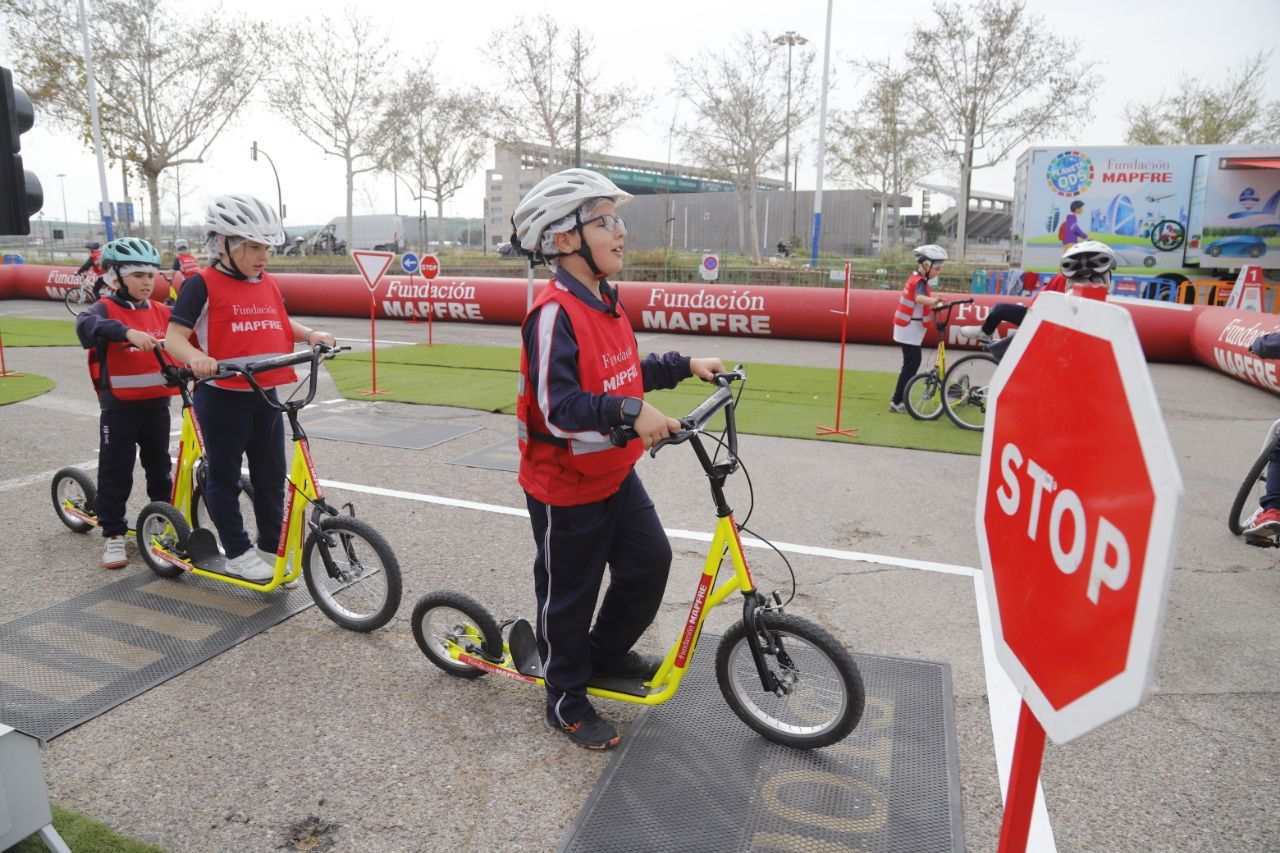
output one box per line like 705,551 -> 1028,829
352,250 -> 395,293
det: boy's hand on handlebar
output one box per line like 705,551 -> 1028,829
689,357 -> 725,381
124,329 -> 160,351
187,355 -> 219,379
635,402 -> 681,450
309,330 -> 337,348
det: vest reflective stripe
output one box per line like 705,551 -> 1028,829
517,279 -> 645,506
177,254 -> 199,276
92,299 -> 178,401
201,267 -> 296,391
893,273 -> 931,328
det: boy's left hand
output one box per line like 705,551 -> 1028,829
689,357 -> 725,381
309,330 -> 337,347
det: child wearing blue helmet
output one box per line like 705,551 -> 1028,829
75,237 -> 178,569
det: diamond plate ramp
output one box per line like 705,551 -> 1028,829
301,411 -> 478,450
0,571 -> 318,741
560,640 -> 964,853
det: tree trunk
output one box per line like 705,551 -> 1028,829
735,187 -> 747,257
878,192 -> 888,254
957,130 -> 974,261
145,170 -> 162,247
436,197 -> 445,255
746,169 -> 761,264
344,151 -> 355,251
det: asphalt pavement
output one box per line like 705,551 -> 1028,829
0,298 -> 1276,852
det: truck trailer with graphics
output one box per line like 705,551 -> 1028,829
1011,145 -> 1280,282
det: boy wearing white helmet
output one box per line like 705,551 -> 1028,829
171,238 -> 199,280
511,168 -> 725,749
75,237 -> 178,570
164,193 -> 335,582
889,245 -> 951,413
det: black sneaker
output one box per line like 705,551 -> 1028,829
547,708 -> 620,750
593,650 -> 662,681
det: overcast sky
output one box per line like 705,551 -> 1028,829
10,0 -> 1280,231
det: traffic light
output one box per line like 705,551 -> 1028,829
0,65 -> 43,236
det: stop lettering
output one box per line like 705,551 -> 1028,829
421,254 -> 440,280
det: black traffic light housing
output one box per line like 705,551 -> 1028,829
0,65 -> 44,236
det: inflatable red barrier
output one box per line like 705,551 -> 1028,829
4,264 -> 1271,390
1191,307 -> 1280,394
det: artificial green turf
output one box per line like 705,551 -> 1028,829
326,344 -> 982,455
0,315 -> 79,346
0,371 -> 54,405
9,804 -> 164,852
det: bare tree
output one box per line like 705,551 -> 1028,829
1,0 -> 267,243
376,67 -> 489,254
486,15 -> 647,161
1124,51 -> 1279,145
672,31 -> 815,263
888,1 -> 1097,258
269,8 -> 394,246
830,66 -> 936,252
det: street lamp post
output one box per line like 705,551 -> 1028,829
773,30 -> 808,244
249,141 -> 285,234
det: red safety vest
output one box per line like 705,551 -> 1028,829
176,254 -> 199,276
87,299 -> 178,401
893,272 -> 932,327
517,280 -> 645,506
200,266 -> 296,390
89,249 -> 105,277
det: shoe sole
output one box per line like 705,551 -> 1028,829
102,560 -> 128,570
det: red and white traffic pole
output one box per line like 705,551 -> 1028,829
817,261 -> 857,437
998,701 -> 1047,852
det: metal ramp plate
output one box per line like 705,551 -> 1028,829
448,437 -> 520,472
0,571 -> 317,741
559,640 -> 964,853
301,412 -> 479,450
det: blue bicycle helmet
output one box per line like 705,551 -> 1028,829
101,237 -> 162,269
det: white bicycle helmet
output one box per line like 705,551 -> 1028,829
205,193 -> 284,246
174,239 -> 189,251
511,169 -> 632,256
1060,241 -> 1117,281
913,244 -> 948,264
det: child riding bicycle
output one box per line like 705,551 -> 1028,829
955,269 -> 1069,345
164,193 -> 335,582
509,168 -> 725,749
1243,331 -> 1280,543
74,237 -> 177,570
77,241 -> 109,300
889,245 -> 951,414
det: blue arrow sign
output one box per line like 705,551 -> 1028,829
401,252 -> 420,274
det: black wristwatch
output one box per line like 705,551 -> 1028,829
620,396 -> 643,426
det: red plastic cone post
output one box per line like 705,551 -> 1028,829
817,261 -> 858,437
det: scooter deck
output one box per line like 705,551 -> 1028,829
504,619 -> 653,697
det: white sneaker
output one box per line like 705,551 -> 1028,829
225,549 -> 274,582
257,546 -> 297,588
956,325 -> 992,344
102,536 -> 128,570
888,401 -> 907,414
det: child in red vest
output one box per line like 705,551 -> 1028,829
164,194 -> 334,582
889,245 -> 949,413
75,238 -> 178,569
510,169 -> 725,749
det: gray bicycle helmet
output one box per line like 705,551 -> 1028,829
913,244 -> 948,264
1060,241 -> 1117,282
205,193 -> 284,246
510,169 -> 632,268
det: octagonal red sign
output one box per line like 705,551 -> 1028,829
976,292 -> 1183,745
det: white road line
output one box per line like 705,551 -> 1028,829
0,459 -> 99,492
335,336 -> 414,347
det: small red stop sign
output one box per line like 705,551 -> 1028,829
976,292 -> 1182,745
421,254 -> 440,280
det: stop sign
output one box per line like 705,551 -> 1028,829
976,291 -> 1183,745
421,254 -> 440,280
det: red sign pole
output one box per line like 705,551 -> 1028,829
359,292 -> 388,396
817,261 -> 857,437
998,701 -> 1047,853
0,328 -> 19,378
428,280 -> 433,346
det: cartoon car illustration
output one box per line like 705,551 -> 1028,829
1205,235 -> 1268,258
1112,244 -> 1159,268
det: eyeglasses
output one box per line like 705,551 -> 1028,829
583,214 -> 626,235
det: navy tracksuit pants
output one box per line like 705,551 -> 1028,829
193,384 -> 286,559
96,408 -> 172,537
526,469 -> 673,726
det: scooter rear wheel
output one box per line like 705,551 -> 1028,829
136,501 -> 191,579
411,591 -> 503,679
51,467 -> 97,533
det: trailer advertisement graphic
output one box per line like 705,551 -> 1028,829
1046,151 -> 1094,197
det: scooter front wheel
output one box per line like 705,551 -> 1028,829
716,612 -> 864,749
411,591 -> 504,679
303,515 -> 402,632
